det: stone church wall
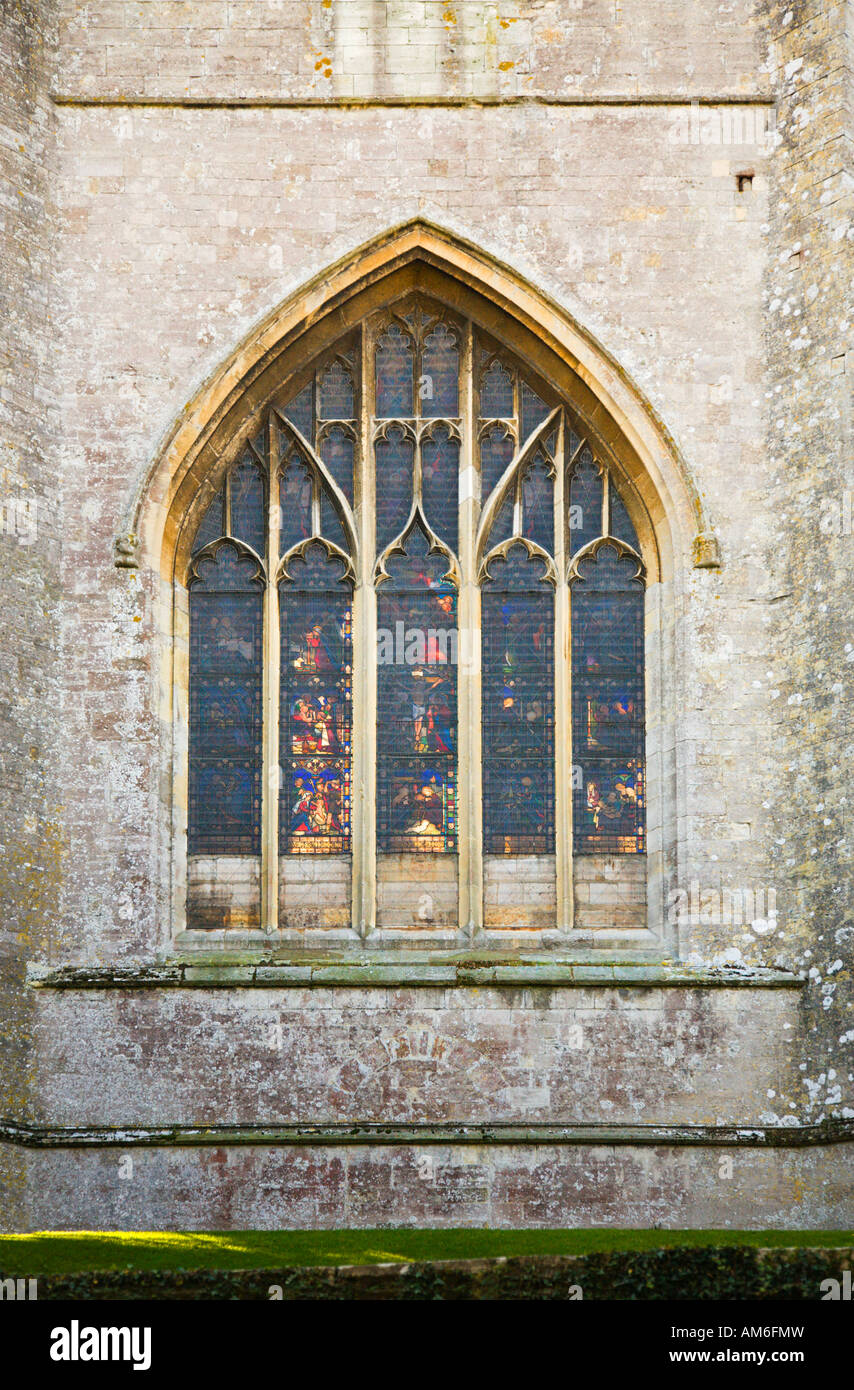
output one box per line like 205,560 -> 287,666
1,1 -> 851,1230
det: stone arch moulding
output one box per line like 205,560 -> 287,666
115,217 -> 721,582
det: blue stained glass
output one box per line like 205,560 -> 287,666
376,324 -> 414,417
188,543 -> 263,857
572,543 -> 645,854
282,383 -> 314,440
320,493 -> 348,552
421,425 -> 459,553
520,381 -> 550,439
421,323 -> 460,418
521,455 -> 553,553
569,450 -> 604,556
480,359 -> 514,417
279,450 -> 314,553
319,360 -> 355,419
481,545 -> 554,853
279,543 -> 352,855
319,424 -> 354,504
480,425 -> 514,502
377,525 -> 457,853
230,457 -> 266,556
375,425 -> 414,547
192,489 -> 225,553
487,489 -> 515,549
609,478 -> 640,551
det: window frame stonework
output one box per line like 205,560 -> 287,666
174,288 -> 657,948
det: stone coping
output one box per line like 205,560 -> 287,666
26,956 -> 803,991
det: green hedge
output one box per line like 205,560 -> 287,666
12,1245 -> 852,1300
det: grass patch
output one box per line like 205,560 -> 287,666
1,1228 -> 851,1276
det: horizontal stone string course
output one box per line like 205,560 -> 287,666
2,1119 -> 852,1150
25,962 -> 804,989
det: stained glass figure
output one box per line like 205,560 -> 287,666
319,360 -> 354,420
480,358 -> 514,417
279,543 -> 352,854
482,544 -> 555,853
375,425 -> 414,547
230,455 -> 266,556
421,424 -> 460,553
377,524 -> 457,853
188,542 -> 263,855
569,449 -> 603,556
480,424 -> 515,502
521,455 -> 554,553
571,543 -> 645,854
376,323 -> 415,417
420,323 -> 459,418
609,477 -> 640,551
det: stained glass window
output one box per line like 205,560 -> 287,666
319,424 -> 355,505
279,544 -> 352,855
319,360 -> 354,421
183,300 -> 651,937
481,424 -> 514,502
521,454 -> 554,552
569,448 -> 603,556
230,452 -> 266,556
609,477 -> 640,551
376,324 -> 414,417
279,442 -> 313,552
421,322 -> 459,418
188,542 -> 263,855
377,525 -> 457,853
480,357 -> 514,417
571,543 -> 645,854
421,423 -> 460,554
376,425 -> 415,547
482,545 -> 555,853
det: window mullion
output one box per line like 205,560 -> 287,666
457,319 -> 482,940
352,321 -> 377,937
261,410 -> 281,933
554,410 -> 574,933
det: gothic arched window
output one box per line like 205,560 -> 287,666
182,297 -> 648,937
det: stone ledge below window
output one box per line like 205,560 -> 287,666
27,955 -> 804,991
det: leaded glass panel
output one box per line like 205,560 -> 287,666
188,543 -> 263,855
571,544 -> 645,854
279,544 -> 352,855
377,526 -> 457,853
482,546 -> 555,853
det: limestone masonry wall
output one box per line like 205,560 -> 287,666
0,0 -> 851,1230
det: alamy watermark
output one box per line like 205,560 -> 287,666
668,101 -> 777,148
667,880 -> 778,934
0,492 -> 38,545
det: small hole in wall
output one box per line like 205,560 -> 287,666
736,171 -> 754,193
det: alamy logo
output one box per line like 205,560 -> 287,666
821,1270 -> 853,1300
0,1277 -> 37,1300
49,1321 -> 152,1371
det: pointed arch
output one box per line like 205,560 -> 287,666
136,220 -> 709,949
119,218 -> 719,585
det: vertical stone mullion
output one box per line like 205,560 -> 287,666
554,411 -> 574,933
352,321 -> 377,937
261,411 -> 281,932
457,319 -> 482,939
